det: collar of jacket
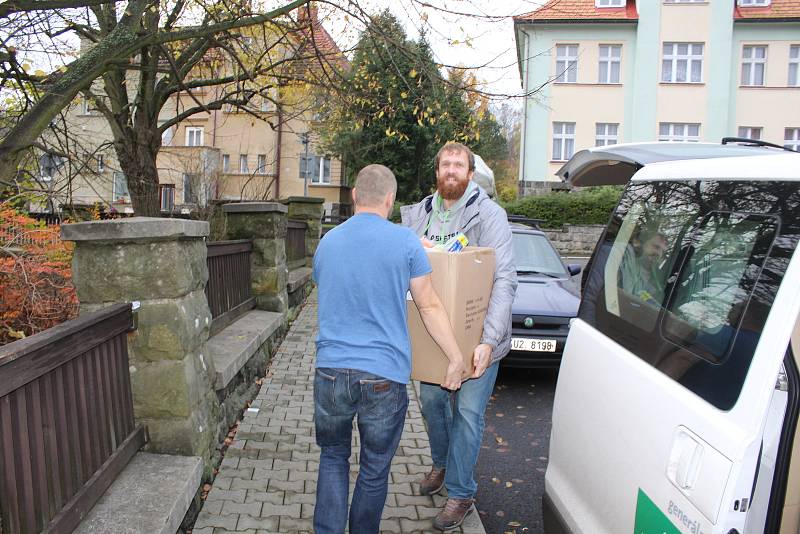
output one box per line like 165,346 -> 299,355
423,187 -> 483,236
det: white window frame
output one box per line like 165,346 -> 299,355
737,126 -> 762,140
182,173 -> 194,203
257,154 -> 267,174
97,154 -> 104,173
789,45 -> 799,87
738,0 -> 770,6
552,122 -> 576,161
658,122 -> 700,142
741,45 -> 767,86
595,123 -> 619,147
662,42 -> 704,83
598,44 -> 622,84
185,127 -> 203,147
112,172 -> 130,202
159,184 -> 175,212
311,155 -> 331,184
555,44 -> 578,83
239,154 -> 248,174
161,126 -> 174,147
222,154 -> 230,173
595,0 -> 624,6
39,153 -> 62,182
785,128 -> 800,151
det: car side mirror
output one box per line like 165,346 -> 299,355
567,264 -> 582,276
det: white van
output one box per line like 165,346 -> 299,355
543,140 -> 800,534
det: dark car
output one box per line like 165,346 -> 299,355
504,219 -> 582,367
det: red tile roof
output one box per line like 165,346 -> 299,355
514,0 -> 638,23
734,0 -> 800,20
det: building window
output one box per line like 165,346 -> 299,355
659,122 -> 700,142
159,184 -> 175,211
596,123 -> 619,146
182,173 -> 194,203
81,98 -> 95,115
598,45 -> 622,84
97,154 -> 104,173
552,122 -> 576,161
555,45 -> 578,83
260,96 -> 273,112
741,45 -> 767,86
662,43 -> 704,83
222,154 -> 230,173
257,154 -> 267,174
113,172 -> 130,202
738,0 -> 770,5
186,127 -> 203,146
596,0 -> 624,6
738,126 -> 762,140
39,153 -> 62,182
239,154 -> 248,174
312,156 -> 331,184
789,45 -> 799,86
785,128 -> 800,151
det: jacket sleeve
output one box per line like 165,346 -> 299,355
479,204 -> 518,350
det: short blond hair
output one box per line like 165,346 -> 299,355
353,164 -> 397,207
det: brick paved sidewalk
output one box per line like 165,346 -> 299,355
193,291 -> 486,534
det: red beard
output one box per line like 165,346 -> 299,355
437,175 -> 469,200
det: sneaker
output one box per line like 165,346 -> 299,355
433,498 -> 474,531
419,466 -> 446,496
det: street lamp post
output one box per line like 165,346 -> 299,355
299,131 -> 310,197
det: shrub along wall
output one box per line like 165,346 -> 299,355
503,186 -> 622,229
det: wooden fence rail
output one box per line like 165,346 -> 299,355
0,303 -> 145,534
286,220 -> 307,270
206,240 -> 254,336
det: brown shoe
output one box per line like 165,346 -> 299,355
433,497 -> 474,531
419,466 -> 446,496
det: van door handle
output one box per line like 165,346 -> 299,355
676,443 -> 704,489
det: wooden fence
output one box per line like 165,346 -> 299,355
206,240 -> 254,336
0,303 -> 145,534
286,220 -> 307,270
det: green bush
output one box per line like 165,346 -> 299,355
503,186 -> 623,229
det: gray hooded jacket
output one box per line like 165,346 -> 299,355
400,185 -> 518,363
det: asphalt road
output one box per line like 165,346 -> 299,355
473,258 -> 588,534
474,367 -> 558,534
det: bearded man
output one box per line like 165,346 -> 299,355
400,142 -> 518,531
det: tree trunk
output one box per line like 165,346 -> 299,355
114,135 -> 161,216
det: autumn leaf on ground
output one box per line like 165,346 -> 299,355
496,510 -> 505,517
495,436 -> 504,444
496,413 -> 504,417
505,481 -> 513,488
508,521 -> 521,527
491,477 -> 500,483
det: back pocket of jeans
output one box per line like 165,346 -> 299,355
360,379 -> 402,417
314,368 -> 337,412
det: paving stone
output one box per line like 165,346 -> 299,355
230,478 -> 270,491
235,515 -> 279,531
193,512 -> 239,530
278,517 -> 314,532
221,501 -> 262,516
206,489 -> 247,503
244,490 -> 285,505
261,503 -> 302,517
382,505 -> 418,519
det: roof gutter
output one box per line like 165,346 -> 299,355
513,18 -> 638,25
734,17 -> 800,23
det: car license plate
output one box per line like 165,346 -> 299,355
512,338 -> 557,352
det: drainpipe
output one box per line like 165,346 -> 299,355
275,104 -> 282,199
519,27 -> 530,189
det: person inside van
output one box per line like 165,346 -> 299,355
620,230 -> 668,307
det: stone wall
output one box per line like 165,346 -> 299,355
543,224 -> 605,256
518,180 -> 571,198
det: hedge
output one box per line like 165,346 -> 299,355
503,186 -> 623,229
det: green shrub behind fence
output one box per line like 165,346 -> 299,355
503,186 -> 622,229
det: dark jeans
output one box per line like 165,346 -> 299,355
313,367 -> 408,534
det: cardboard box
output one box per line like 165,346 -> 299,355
407,247 -> 495,384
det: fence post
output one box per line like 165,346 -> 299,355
61,218 -> 221,468
223,202 -> 289,315
283,196 -> 324,267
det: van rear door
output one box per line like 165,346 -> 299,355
544,178 -> 800,534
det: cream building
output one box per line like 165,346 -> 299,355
39,6 -> 350,216
514,0 -> 800,183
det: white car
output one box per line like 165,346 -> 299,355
543,139 -> 800,534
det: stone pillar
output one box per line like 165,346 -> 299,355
62,218 -> 220,467
223,202 -> 289,315
283,196 -> 324,267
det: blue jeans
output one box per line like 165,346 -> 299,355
419,361 -> 499,499
313,367 -> 408,534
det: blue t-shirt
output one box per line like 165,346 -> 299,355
313,212 -> 431,384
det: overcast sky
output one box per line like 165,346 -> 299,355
321,1 -> 546,103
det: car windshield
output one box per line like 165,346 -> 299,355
512,232 -> 567,276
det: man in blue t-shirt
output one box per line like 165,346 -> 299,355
312,164 -> 467,534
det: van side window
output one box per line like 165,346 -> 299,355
580,181 -> 800,410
